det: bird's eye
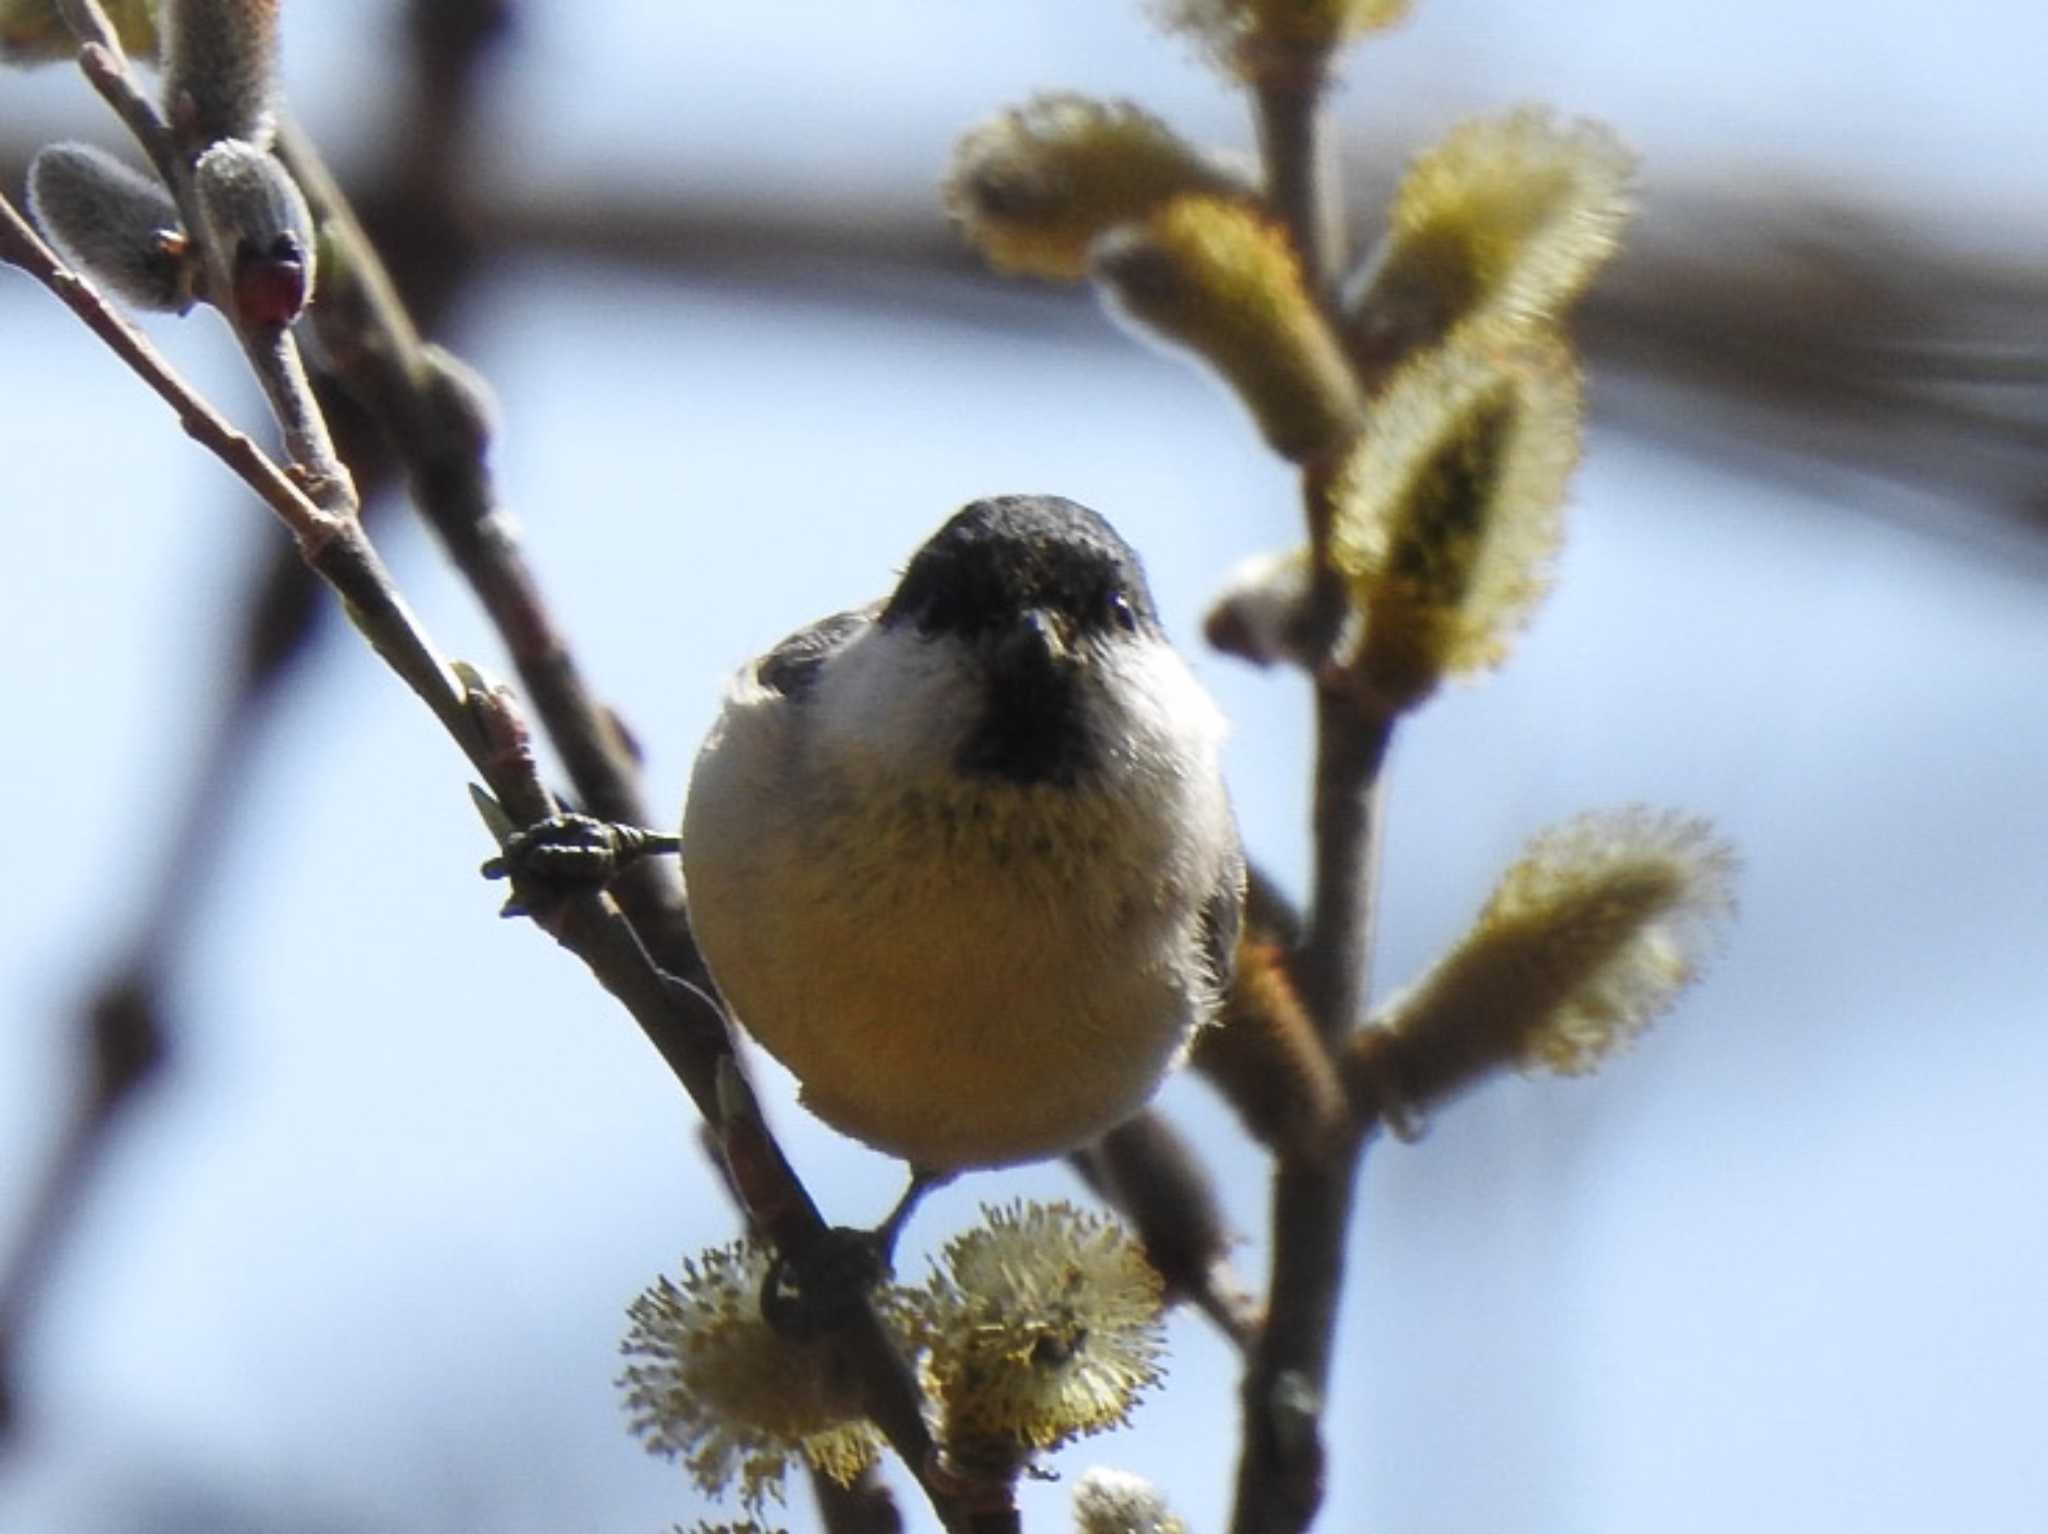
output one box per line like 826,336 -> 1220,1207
1107,591 -> 1139,634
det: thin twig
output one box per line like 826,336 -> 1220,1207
50,0 -> 116,52
13,33 -> 962,1524
1071,1112 -> 1263,1353
1295,705 -> 1394,1041
239,323 -> 355,509
0,972 -> 163,1448
275,118 -> 702,982
700,1123 -> 909,1534
0,195 -> 512,782
262,119 -> 931,1508
813,1467 -> 908,1534
1230,45 -> 1399,1534
0,195 -> 342,547
1229,700 -> 1392,1524
1253,61 -> 1342,291
59,5 -> 359,513
1230,1153 -> 1364,1533
454,691 -> 954,1524
0,0 -> 511,1446
59,5 -> 177,183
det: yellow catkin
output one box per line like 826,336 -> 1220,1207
1096,194 -> 1365,462
1368,808 -> 1737,1116
620,1241 -> 884,1515
1328,328 -> 1581,704
1150,0 -> 1413,75
0,0 -> 158,63
947,93 -> 1248,281
1352,107 -> 1635,358
913,1201 -> 1167,1457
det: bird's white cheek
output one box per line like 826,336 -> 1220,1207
807,625 -> 983,777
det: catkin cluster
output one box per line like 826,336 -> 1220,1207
21,0 -> 315,332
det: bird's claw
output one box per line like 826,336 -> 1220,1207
479,813 -> 679,914
759,1227 -> 891,1340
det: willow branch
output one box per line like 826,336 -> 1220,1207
1,189 -> 320,525
2,0 -> 444,1451
1230,43 -> 1396,1534
57,3 -> 176,179
255,133 -> 934,1496
1230,638 -> 1392,1534
1252,56 -> 1342,291
813,1467 -> 908,1534
274,119 -> 702,977
1296,702 -> 1394,1041
0,975 -> 162,1448
8,66 -> 958,1533
1070,1110 -> 1263,1352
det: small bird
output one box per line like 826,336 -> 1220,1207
681,495 -> 1245,1178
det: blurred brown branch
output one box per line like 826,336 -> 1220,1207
7,143 -> 2040,534
375,174 -> 2048,538
498,179 -> 2048,535
0,8 -> 2037,1518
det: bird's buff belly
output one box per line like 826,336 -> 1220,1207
685,834 -> 1194,1169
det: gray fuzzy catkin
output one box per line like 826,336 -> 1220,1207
27,142 -> 191,313
193,138 -> 316,323
162,0 -> 280,149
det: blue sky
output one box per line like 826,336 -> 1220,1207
3,3 -> 2045,1531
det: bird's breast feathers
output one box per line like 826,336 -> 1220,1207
681,619 -> 1236,1166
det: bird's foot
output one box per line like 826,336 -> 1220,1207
760,1226 -> 891,1339
757,1169 -> 959,1338
871,1165 -> 956,1267
479,813 -> 678,915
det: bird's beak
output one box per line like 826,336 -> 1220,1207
990,607 -> 1075,684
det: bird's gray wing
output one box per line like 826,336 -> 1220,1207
753,606 -> 872,699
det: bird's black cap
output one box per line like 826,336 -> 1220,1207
881,495 -> 1162,644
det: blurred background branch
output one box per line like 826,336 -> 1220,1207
9,132 -> 2034,532
3,3 -> 2044,1530
480,177 -> 2048,534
